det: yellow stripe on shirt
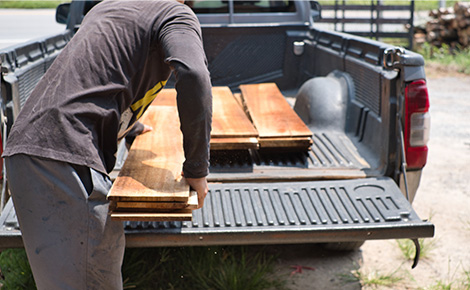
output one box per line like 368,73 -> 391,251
131,80 -> 167,119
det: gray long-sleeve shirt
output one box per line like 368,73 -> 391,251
3,0 -> 213,178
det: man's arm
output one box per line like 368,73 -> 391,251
159,5 -> 212,207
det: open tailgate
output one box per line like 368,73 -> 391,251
0,177 -> 433,249
123,177 -> 434,247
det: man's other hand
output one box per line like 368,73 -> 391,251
185,177 -> 208,209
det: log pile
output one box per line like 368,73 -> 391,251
422,2 -> 470,47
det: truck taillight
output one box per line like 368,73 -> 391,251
404,79 -> 430,169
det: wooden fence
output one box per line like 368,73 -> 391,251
316,0 -> 415,49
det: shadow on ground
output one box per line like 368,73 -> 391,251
263,243 -> 363,289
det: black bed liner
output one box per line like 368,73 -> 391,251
0,130 -> 433,249
208,131 -> 374,182
122,177 -> 433,247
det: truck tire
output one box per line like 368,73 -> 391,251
294,70 -> 354,130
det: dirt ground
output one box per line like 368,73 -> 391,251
268,69 -> 470,289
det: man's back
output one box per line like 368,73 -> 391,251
3,0 -> 212,177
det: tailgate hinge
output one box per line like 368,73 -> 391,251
383,47 -> 405,70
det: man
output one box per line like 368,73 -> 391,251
2,0 -> 212,289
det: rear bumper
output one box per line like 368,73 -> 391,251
123,223 -> 433,248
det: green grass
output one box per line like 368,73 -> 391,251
417,43 -> 470,75
396,238 -> 437,261
316,0 -> 459,11
123,246 -> 285,290
415,0 -> 459,10
340,267 -> 405,289
0,249 -> 36,290
418,261 -> 470,290
424,281 -> 454,290
463,269 -> 470,290
0,1 -> 65,9
1,246 -> 284,290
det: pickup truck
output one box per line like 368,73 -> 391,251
0,0 -> 433,266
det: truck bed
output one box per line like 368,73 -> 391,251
209,131 -> 373,182
0,122 -> 431,249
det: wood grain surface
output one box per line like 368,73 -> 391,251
151,88 -> 177,107
110,210 -> 193,221
240,83 -> 312,139
240,83 -> 312,149
211,86 -> 258,138
258,136 -> 312,148
113,190 -> 198,211
108,104 -> 189,202
210,137 -> 258,150
153,87 -> 259,150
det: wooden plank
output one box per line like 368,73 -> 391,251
113,190 -> 198,210
259,137 -> 313,149
153,87 -> 259,150
153,87 -> 258,138
108,105 -> 189,202
210,137 -> 258,150
151,88 -> 177,107
110,210 -> 193,221
240,83 -> 312,148
211,86 -> 259,138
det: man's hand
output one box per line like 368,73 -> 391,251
125,122 -> 153,150
140,124 -> 153,134
185,176 -> 208,209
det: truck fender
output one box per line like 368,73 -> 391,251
294,70 -> 355,131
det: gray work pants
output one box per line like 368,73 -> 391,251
5,154 -> 125,290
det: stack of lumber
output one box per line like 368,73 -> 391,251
107,84 -> 313,221
240,83 -> 312,150
210,87 -> 259,150
423,2 -> 470,47
108,86 -> 261,221
108,90 -> 196,221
